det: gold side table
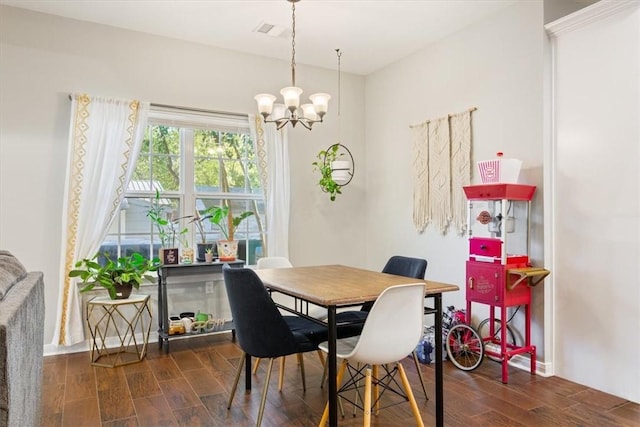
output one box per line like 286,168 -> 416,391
87,294 -> 152,367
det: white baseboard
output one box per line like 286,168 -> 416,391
509,353 -> 553,377
44,332 -> 161,357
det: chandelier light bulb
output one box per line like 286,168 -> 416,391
300,104 -> 318,120
271,104 -> 287,121
254,94 -> 276,117
280,86 -> 303,111
309,93 -> 331,117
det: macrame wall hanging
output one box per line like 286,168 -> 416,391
410,107 -> 475,235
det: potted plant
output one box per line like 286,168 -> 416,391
69,252 -> 159,299
204,247 -> 214,263
190,207 -> 216,261
207,205 -> 254,261
178,232 -> 194,264
312,144 -> 344,201
146,189 -> 187,264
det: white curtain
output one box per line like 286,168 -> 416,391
250,115 -> 290,258
52,94 -> 149,346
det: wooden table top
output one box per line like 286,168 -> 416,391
255,264 -> 459,307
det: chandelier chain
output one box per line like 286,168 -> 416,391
336,49 -> 342,117
291,1 -> 296,86
336,49 -> 342,136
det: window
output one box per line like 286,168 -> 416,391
100,106 -> 265,265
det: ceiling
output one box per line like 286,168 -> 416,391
1,0 -> 519,75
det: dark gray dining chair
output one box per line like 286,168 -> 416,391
252,256 -> 326,389
330,256 -> 429,400
223,265 -> 328,426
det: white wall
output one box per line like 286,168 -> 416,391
547,1 -> 640,403
364,0 -> 547,356
0,5 -> 366,347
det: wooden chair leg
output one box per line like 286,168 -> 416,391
319,359 -> 348,427
257,358 -> 275,427
397,362 -> 424,427
412,350 -> 429,400
316,350 -> 325,367
352,362 -> 361,417
320,355 -> 328,388
297,353 -> 307,392
363,368 -> 372,427
228,352 -> 246,409
253,357 -> 262,374
278,356 -> 286,391
372,364 -> 380,416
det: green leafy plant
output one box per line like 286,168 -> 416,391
190,207 -> 212,244
312,144 -> 343,201
205,247 -> 214,255
146,189 -> 171,247
147,189 -> 188,247
206,205 -> 254,241
69,252 -> 159,299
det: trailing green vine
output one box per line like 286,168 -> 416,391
312,144 -> 343,202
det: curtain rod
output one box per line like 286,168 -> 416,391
151,103 -> 248,119
67,94 -> 248,118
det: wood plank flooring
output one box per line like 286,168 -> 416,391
41,333 -> 639,426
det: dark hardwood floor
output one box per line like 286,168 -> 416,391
41,333 -> 639,426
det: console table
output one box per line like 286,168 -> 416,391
157,260 -> 244,353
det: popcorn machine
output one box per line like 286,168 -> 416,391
463,183 -> 549,383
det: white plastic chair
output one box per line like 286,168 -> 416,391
256,256 -> 293,269
254,256 -> 326,390
318,283 -> 426,427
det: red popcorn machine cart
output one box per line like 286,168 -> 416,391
462,183 -> 549,383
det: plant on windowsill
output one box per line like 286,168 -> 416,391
189,207 -> 216,262
177,231 -> 194,264
146,189 -> 171,248
207,205 -> 254,261
69,252 -> 159,300
204,247 -> 214,263
146,189 -> 188,264
312,144 -> 343,202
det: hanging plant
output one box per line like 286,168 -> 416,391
312,144 -> 343,202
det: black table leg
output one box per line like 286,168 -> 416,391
157,274 -> 164,350
434,293 -> 444,427
327,306 -> 338,427
245,353 -> 252,391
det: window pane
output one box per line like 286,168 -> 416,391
137,125 -> 182,191
151,155 -> 181,191
194,129 -> 221,190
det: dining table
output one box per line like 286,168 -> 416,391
255,264 -> 459,427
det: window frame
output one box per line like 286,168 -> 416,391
101,106 -> 265,265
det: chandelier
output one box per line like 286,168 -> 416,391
254,0 -> 331,130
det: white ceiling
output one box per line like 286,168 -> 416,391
1,0 -> 519,75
